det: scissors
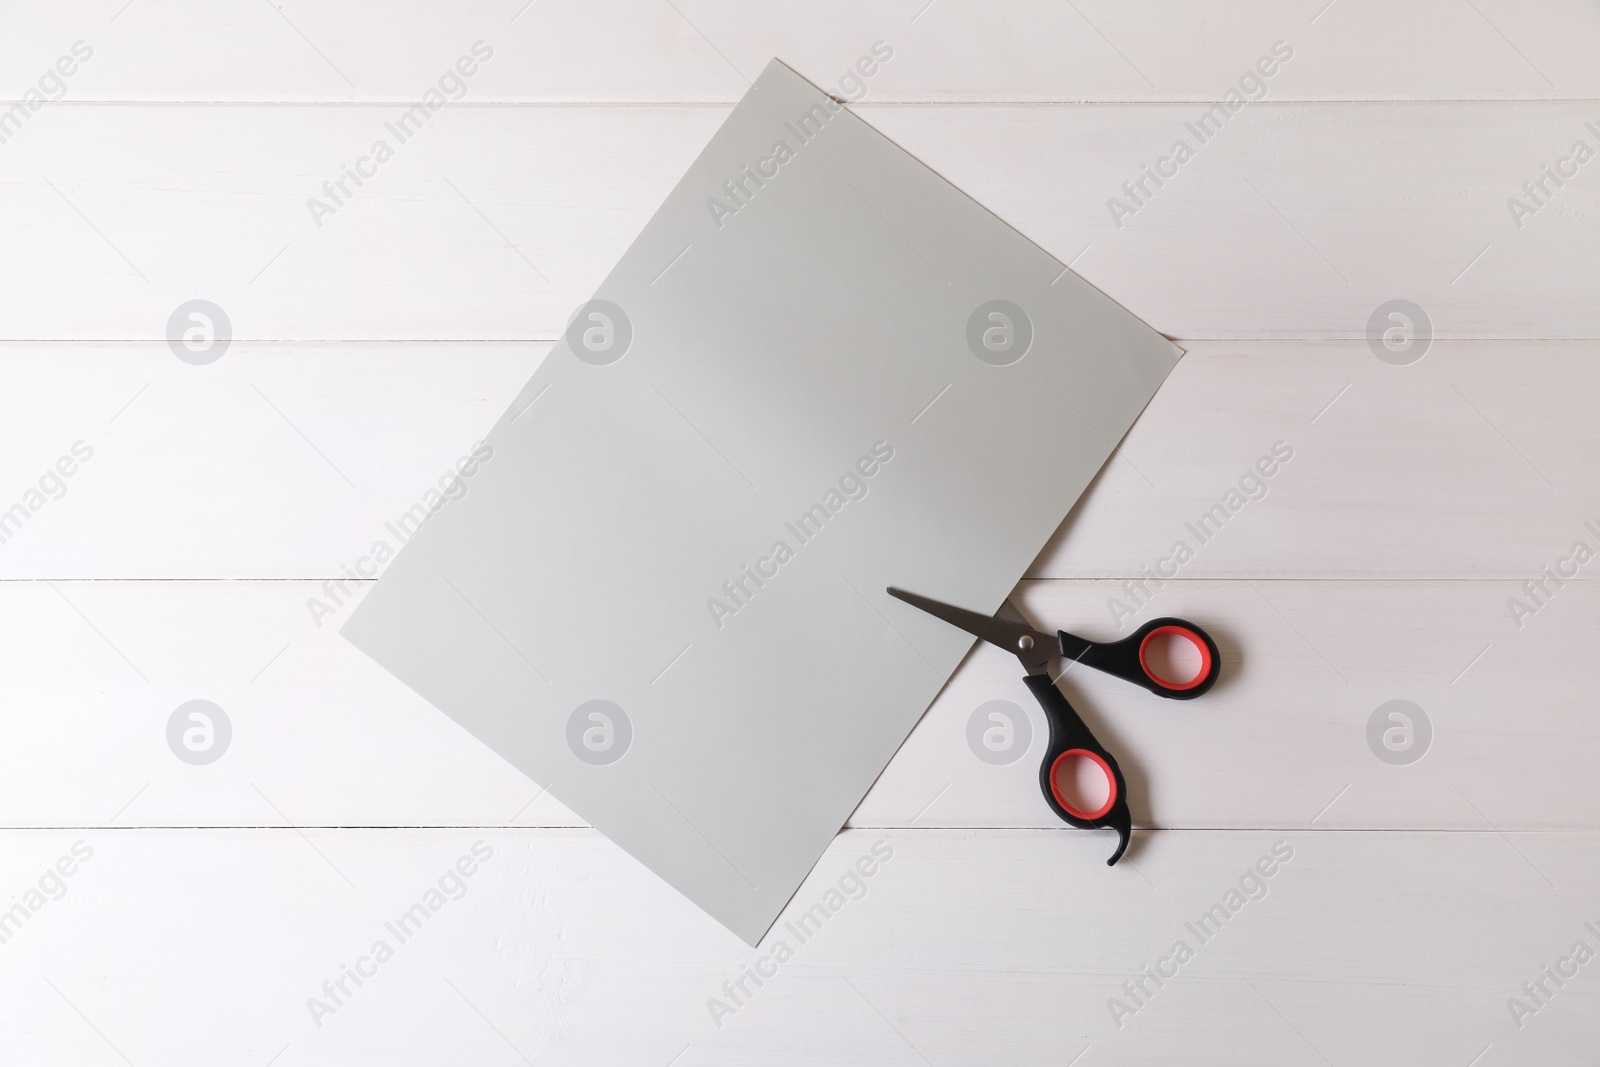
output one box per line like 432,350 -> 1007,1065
887,587 -> 1221,865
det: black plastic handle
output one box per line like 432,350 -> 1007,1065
1024,673 -> 1132,865
1057,617 -> 1221,700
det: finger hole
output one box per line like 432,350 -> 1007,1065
1050,749 -> 1115,820
1138,626 -> 1210,690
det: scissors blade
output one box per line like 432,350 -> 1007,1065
886,587 -> 1054,674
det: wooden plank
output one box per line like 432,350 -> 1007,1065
1,576 -> 1590,831
0,341 -> 542,580
2,0 -> 1594,103
0,103 -> 1597,340
0,340 -> 1591,580
864,576 -> 1595,831
1034,338 -> 1600,579
0,826 -> 1593,1064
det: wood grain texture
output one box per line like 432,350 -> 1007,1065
2,0 -> 1595,102
0,828 -> 1594,1066
0,341 -> 1589,579
0,576 -> 1585,831
0,103 -> 1596,340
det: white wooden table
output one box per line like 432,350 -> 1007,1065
2,3 -> 1597,1063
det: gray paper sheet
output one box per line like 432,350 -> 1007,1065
342,60 -> 1180,944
